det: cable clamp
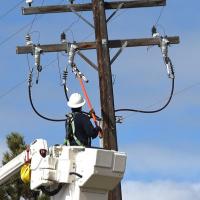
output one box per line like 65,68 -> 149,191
115,116 -> 124,124
102,39 -> 107,45
72,64 -> 89,83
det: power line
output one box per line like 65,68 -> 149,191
122,81 -> 200,120
0,1 -> 85,101
0,1 -> 44,47
0,80 -> 26,100
28,0 -> 45,33
115,78 -> 175,114
0,58 -> 58,101
174,82 -> 200,96
0,0 -> 67,48
0,0 -> 54,48
0,0 -> 24,21
2,72 -> 198,118
0,22 -> 31,47
154,6 -> 165,26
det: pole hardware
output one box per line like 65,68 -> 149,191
70,7 -> 95,29
34,46 -> 43,84
152,26 -> 175,79
110,41 -> 128,65
26,0 -> 33,7
106,3 -> 124,23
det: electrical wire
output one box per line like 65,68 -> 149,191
0,0 -> 46,47
79,3 -> 126,42
62,16 -> 81,34
80,32 -> 93,42
154,6 -> 165,26
64,84 -> 69,101
0,79 -> 26,100
109,9 -> 127,23
39,184 -> 63,196
28,84 -> 67,122
0,58 -> 58,102
55,53 -> 70,101
28,31 -> 41,44
27,57 -> 69,122
61,9 -> 85,43
115,78 -> 174,114
26,54 -> 32,72
28,15 -> 38,34
0,22 -> 31,47
69,172 -> 83,178
28,0 -> 45,33
0,0 -> 24,21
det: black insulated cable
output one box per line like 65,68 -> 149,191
115,78 -> 174,114
28,72 -> 68,121
64,84 -> 69,101
28,85 -> 68,121
62,68 -> 69,101
39,184 -> 63,196
69,172 -> 83,178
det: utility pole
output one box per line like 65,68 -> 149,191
16,1 -> 179,199
92,0 -> 120,198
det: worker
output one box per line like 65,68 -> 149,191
64,93 -> 101,147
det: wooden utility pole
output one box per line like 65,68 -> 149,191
16,1 -> 179,199
92,0 -> 120,198
92,0 -> 117,150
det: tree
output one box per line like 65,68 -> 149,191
0,132 -> 50,200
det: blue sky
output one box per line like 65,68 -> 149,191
0,0 -> 200,199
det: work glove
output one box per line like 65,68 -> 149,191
89,109 -> 95,119
94,126 -> 102,133
94,126 -> 103,138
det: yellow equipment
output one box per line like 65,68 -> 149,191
20,163 -> 31,184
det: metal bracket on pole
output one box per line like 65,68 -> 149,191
77,51 -> 98,71
106,3 -> 124,23
72,63 -> 89,83
115,116 -> 123,124
110,41 -> 128,64
70,7 -> 95,29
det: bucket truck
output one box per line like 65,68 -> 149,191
0,139 -> 126,200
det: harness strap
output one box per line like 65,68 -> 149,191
67,113 -> 84,146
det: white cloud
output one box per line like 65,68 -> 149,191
122,180 -> 200,200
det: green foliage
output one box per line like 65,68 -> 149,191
0,132 -> 49,200
2,132 -> 26,165
38,194 -> 50,200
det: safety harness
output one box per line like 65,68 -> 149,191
65,113 -> 87,146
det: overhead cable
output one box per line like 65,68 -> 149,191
28,0 -> 45,33
0,58 -> 57,101
0,0 -> 24,21
115,78 -> 174,114
115,26 -> 175,114
0,0 -> 46,47
0,23 -> 30,47
28,71 -> 67,122
154,6 -> 165,26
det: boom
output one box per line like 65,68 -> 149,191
0,139 -> 126,200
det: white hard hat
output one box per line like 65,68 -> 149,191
67,93 -> 86,108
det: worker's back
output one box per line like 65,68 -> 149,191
65,112 -> 98,147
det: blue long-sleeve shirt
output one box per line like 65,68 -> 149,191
65,112 -> 98,146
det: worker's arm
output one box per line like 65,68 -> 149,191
83,115 -> 99,139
